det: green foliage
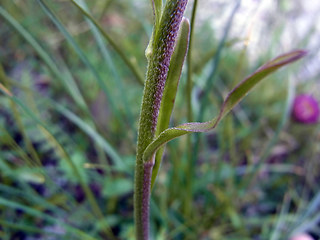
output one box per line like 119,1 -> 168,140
0,0 -> 319,239
143,51 -> 306,164
102,177 -> 132,198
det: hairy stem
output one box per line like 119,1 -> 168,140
141,159 -> 155,239
134,0 -> 188,239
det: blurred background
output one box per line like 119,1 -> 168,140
0,0 -> 319,239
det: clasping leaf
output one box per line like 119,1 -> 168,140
144,50 -> 307,171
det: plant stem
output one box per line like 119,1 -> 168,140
141,159 -> 155,239
134,1 -> 188,239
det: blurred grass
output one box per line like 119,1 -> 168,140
0,0 -> 319,239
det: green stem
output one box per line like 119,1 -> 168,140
134,1 -> 188,239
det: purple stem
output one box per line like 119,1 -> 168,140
142,159 -> 155,239
135,1 -> 188,239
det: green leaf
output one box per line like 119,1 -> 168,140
153,0 -> 163,28
0,197 -> 97,240
0,6 -> 87,111
16,168 -> 45,184
151,18 -> 190,188
155,18 -> 190,138
143,50 -> 307,163
0,219 -> 61,237
0,93 -> 106,222
37,0 -> 124,122
53,103 -> 125,171
102,178 -> 133,198
75,0 -> 134,127
59,152 -> 88,184
147,0 -> 163,60
69,0 -> 144,85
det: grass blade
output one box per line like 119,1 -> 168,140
76,0 -> 134,127
0,6 -> 87,111
70,0 -> 144,85
37,0 -> 123,123
0,197 -> 97,240
0,86 -> 114,236
52,103 -> 126,171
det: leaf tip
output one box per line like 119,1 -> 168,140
291,49 -> 308,60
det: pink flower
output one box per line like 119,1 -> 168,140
289,233 -> 314,240
292,94 -> 319,124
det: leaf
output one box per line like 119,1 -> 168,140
0,197 -> 97,240
155,18 -> 190,138
0,92 -> 106,222
37,0 -> 123,121
0,6 -> 87,111
0,83 -> 12,97
102,178 -> 133,198
0,219 -> 61,237
53,103 -> 126,172
16,169 -> 45,184
143,50 -> 307,163
153,0 -> 163,28
69,0 -> 144,85
59,152 -> 88,184
74,0 -> 134,127
151,18 -> 190,188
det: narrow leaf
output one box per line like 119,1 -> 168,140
75,0 -> 134,127
220,50 -> 307,120
0,6 -> 87,111
38,0 -> 122,122
69,0 -> 144,85
0,83 -> 12,97
53,103 -> 126,171
0,197 -> 97,240
0,91 -> 107,222
151,18 -> 190,188
0,219 -> 60,236
143,50 -> 307,163
153,0 -> 163,28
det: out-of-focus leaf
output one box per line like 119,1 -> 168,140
59,152 -> 88,184
37,0 -> 123,121
76,0 -> 134,127
0,83 -> 12,96
0,6 -> 87,111
0,220 -> 61,237
69,0 -> 144,85
17,169 -> 45,184
143,50 -> 307,163
102,178 -> 132,197
0,197 -> 97,240
53,103 -> 125,171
